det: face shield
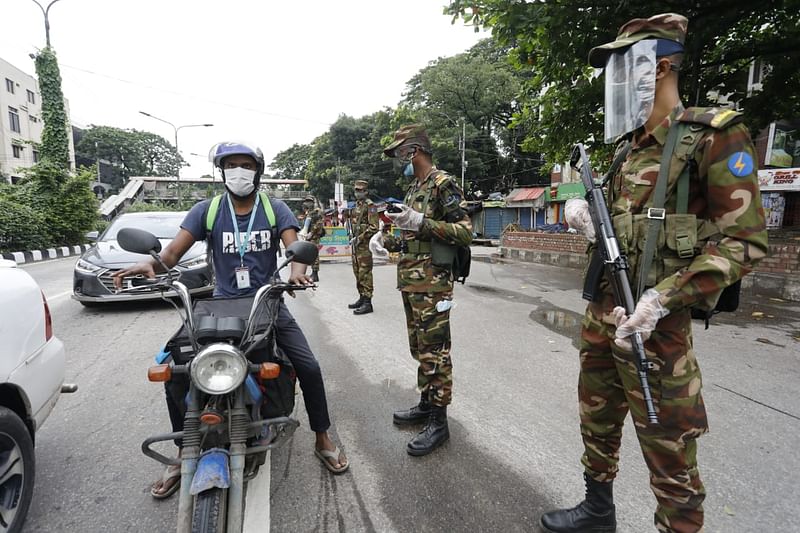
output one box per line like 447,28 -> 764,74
603,39 -> 657,144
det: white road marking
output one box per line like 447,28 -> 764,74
47,290 -> 74,302
242,450 -> 271,532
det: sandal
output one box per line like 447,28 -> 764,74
314,446 -> 349,474
151,464 -> 181,499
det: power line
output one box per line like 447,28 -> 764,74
58,63 -> 332,126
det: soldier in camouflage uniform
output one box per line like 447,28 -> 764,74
381,125 -> 473,456
540,14 -> 768,533
302,195 -> 324,282
348,179 -> 379,315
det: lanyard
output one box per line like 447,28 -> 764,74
226,193 -> 260,266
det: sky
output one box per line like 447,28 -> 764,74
0,0 -> 485,177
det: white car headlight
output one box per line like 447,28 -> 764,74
76,258 -> 101,274
179,256 -> 207,269
190,344 -> 248,395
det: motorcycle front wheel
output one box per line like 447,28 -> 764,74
191,488 -> 228,533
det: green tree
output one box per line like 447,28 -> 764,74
401,41 -> 545,192
447,1 -> 800,165
34,47 -> 70,170
75,125 -> 184,186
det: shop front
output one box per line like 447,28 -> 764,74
758,168 -> 800,228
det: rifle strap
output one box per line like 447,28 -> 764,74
636,123 -> 682,299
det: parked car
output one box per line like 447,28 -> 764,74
72,211 -> 214,305
0,259 -> 75,532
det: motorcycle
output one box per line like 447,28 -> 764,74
116,227 -> 318,533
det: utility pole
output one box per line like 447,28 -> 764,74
31,0 -> 62,47
460,119 -> 467,192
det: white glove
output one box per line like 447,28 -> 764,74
369,231 -> 388,257
298,228 -> 309,241
565,198 -> 595,243
613,288 -> 670,351
385,203 -> 424,231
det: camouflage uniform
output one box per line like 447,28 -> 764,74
350,194 -> 379,299
554,13 -> 772,533
579,106 -> 768,533
305,207 -> 325,273
384,167 -> 472,407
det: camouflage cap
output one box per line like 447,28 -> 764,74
383,124 -> 432,157
588,13 -> 688,68
303,195 -> 315,202
353,179 -> 368,189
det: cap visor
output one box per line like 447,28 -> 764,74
588,38 -> 638,67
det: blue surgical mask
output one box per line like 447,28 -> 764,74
402,160 -> 414,177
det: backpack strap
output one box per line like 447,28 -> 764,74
205,194 -> 224,233
258,191 -> 276,228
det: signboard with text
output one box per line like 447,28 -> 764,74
758,168 -> 800,192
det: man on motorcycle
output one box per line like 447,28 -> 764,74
114,141 -> 349,498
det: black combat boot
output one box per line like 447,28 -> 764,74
407,406 -> 449,456
348,296 -> 364,309
353,297 -> 373,315
311,269 -> 319,283
393,393 -> 432,426
539,473 -> 616,532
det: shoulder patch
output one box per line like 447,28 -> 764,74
678,107 -> 742,129
727,151 -> 754,177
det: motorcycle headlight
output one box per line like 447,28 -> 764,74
190,344 -> 248,395
75,258 -> 102,274
179,255 -> 207,269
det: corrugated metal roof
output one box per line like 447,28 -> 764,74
510,187 -> 545,201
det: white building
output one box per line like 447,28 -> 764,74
0,56 -> 76,183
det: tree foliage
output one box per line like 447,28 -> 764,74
268,39 -> 548,202
34,47 -> 71,171
446,0 -> 800,165
75,125 -> 184,185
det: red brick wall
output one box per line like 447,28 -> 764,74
502,232 -> 589,254
755,241 -> 800,275
502,231 -> 800,275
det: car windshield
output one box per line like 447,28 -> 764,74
102,213 -> 186,240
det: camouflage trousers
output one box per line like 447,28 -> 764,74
308,238 -> 320,272
351,245 -> 373,297
579,291 -> 708,533
401,291 -> 453,407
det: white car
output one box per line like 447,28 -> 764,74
0,259 -> 75,532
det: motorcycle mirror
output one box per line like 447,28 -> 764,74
117,227 -> 162,255
285,240 -> 318,265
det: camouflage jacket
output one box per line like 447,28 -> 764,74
385,167 -> 473,293
306,208 -> 325,242
607,105 -> 768,313
351,199 -> 378,250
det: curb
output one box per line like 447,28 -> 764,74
1,244 -> 92,265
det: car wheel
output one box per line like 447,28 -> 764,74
0,407 -> 35,533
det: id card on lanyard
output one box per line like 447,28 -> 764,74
227,194 -> 260,290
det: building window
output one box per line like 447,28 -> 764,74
12,145 -> 23,158
8,107 -> 20,133
5,78 -> 14,94
33,150 -> 39,162
26,90 -> 35,104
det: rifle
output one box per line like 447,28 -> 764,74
570,143 -> 658,425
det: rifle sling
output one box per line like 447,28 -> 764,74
636,123 -> 682,300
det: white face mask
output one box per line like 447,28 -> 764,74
224,167 -> 256,196
604,39 -> 657,143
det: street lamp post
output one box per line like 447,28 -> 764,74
31,0 -> 62,47
138,110 -> 213,180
